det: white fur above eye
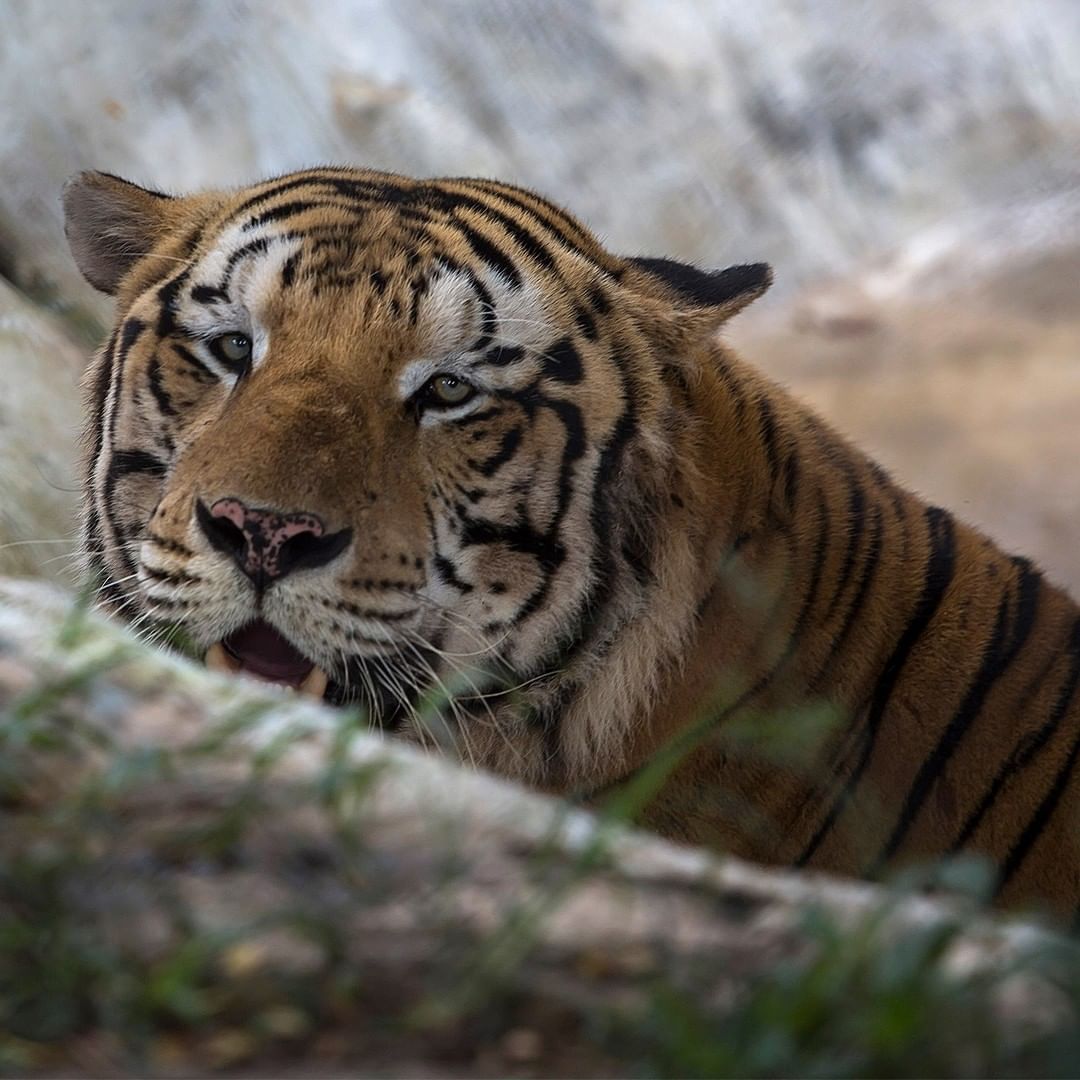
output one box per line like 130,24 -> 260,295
416,265 -> 554,358
172,235 -> 303,377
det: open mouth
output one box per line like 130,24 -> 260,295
204,619 -> 329,699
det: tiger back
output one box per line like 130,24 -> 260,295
62,166 -> 1080,913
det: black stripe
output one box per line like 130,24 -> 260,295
83,331 -> 119,572
281,251 -> 301,287
542,338 -> 583,384
241,198 -> 360,231
796,505 -> 957,867
995,617 -> 1080,892
99,318 -> 146,527
870,557 -> 1042,871
141,565 -> 200,585
116,318 -> 146,369
575,304 -> 598,341
220,236 -> 271,290
452,219 -> 522,287
146,353 -> 177,418
155,269 -> 192,338
446,198 -> 558,272
756,394 -> 781,483
190,284 -> 228,306
779,448 -> 800,513
471,427 -> 523,477
821,459 -> 866,621
951,619 -> 1076,854
87,327 -> 119,470
1000,726 -> 1080,893
225,170 -> 406,223
812,505 -> 885,689
430,254 -> 496,350
148,534 -> 194,558
290,176 -> 561,280
456,404 -> 506,427
469,272 -> 497,351
479,346 -> 525,369
107,449 -> 168,481
171,343 -> 216,384
462,178 -> 600,256
152,225 -> 205,338
482,390 -> 585,626
432,553 -> 473,594
536,343 -> 645,681
713,357 -> 748,421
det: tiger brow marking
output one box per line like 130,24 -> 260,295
317,176 -> 562,276
446,177 -> 602,262
795,504 -> 957,867
224,169 -> 411,223
868,556 -> 1043,874
451,217 -> 523,287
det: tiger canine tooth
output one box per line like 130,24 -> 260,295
205,642 -> 238,673
299,666 -> 329,699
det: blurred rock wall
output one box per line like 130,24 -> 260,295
0,0 -> 1077,588
2,0 -> 1079,323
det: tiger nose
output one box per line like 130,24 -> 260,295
195,497 -> 353,588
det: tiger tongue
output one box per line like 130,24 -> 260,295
222,620 -> 315,686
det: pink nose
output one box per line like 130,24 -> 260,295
195,497 -> 352,588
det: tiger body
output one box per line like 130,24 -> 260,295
63,166 -> 1080,913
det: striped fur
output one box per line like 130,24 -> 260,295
64,167 -> 1080,913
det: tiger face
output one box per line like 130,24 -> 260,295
64,167 -> 769,785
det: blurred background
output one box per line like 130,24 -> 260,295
2,0 -> 1078,588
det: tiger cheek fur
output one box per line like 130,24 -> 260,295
65,167 -> 1080,913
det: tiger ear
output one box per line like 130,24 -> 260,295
625,256 -> 773,325
62,171 -> 174,294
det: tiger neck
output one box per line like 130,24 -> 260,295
557,344 -> 924,795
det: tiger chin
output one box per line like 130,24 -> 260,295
63,166 -> 1080,913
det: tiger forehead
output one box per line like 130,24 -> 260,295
169,171 -> 615,357
213,168 -> 608,253
188,168 -> 618,290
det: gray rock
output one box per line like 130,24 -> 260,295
0,278 -> 82,581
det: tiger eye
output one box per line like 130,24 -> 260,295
429,374 -> 473,405
215,333 -> 252,365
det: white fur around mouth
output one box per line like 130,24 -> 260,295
204,641 -> 329,699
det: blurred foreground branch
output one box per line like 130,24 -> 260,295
0,578 -> 1077,1077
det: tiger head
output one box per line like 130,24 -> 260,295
63,167 -> 770,788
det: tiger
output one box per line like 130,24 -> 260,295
62,166 -> 1080,914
